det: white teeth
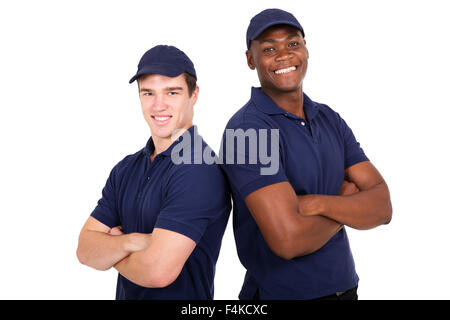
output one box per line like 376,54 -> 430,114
275,66 -> 296,74
154,116 -> 170,121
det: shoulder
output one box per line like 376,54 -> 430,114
109,147 -> 145,180
309,96 -> 340,121
226,100 -> 276,131
162,162 -> 230,204
307,96 -> 347,129
310,97 -> 358,139
166,138 -> 228,187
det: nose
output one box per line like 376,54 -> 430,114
275,47 -> 293,62
150,94 -> 168,112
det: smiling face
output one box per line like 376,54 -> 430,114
138,73 -> 199,147
246,24 -> 309,98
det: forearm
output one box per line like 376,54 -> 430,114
300,182 -> 392,230
114,237 -> 174,289
288,212 -> 343,257
114,250 -> 159,288
245,181 -> 344,260
77,231 -> 140,271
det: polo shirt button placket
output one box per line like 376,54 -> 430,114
139,157 -> 160,198
299,120 -> 315,139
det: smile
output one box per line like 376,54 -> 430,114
274,66 -> 297,74
151,115 -> 172,125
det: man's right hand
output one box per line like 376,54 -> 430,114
339,180 -> 360,196
77,218 -> 152,271
125,232 -> 153,253
108,225 -> 153,253
109,226 -> 124,235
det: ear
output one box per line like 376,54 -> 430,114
246,50 -> 256,70
190,85 -> 200,106
303,39 -> 309,59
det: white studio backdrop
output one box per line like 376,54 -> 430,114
0,0 -> 449,299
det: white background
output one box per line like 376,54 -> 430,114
1,0 -> 449,299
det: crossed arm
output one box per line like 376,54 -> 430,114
245,161 -> 392,260
76,217 -> 196,288
297,161 -> 392,230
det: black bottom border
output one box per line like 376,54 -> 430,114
0,300 -> 444,318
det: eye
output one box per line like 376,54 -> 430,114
142,92 -> 153,96
288,41 -> 300,48
262,47 -> 275,53
168,91 -> 179,96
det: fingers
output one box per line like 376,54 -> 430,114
109,226 -> 124,236
339,180 -> 359,196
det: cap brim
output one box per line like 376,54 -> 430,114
129,64 -> 184,83
248,20 -> 305,49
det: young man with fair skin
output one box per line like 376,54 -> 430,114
221,9 -> 392,300
77,45 -> 231,299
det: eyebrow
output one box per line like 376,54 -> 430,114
259,34 -> 301,44
139,86 -> 184,92
166,87 -> 183,91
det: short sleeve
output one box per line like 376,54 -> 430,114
90,165 -> 121,228
154,164 -> 230,243
338,114 -> 369,169
221,120 -> 288,199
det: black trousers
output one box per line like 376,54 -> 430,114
312,286 -> 358,300
252,286 -> 358,300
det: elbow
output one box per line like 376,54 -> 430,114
76,245 -> 110,271
379,183 -> 393,226
275,249 -> 301,261
262,223 -> 315,260
140,267 -> 180,289
76,235 -> 89,267
268,235 -> 311,260
272,243 -> 312,260
271,244 -> 295,260
382,200 -> 393,225
377,196 -> 393,227
76,244 -> 89,266
144,275 -> 175,289
361,201 -> 393,230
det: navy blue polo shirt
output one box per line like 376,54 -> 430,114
221,87 -> 369,300
91,125 -> 231,300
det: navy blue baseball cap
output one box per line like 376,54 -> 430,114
246,8 -> 305,49
129,45 -> 197,83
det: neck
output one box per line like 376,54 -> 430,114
262,86 -> 306,119
150,125 -> 192,161
151,137 -> 172,161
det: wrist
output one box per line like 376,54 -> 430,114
122,232 -> 152,253
121,233 -> 139,253
298,194 -> 326,216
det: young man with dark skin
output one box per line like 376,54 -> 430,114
221,9 -> 392,300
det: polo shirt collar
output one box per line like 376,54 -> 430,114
144,125 -> 198,159
251,87 -> 320,121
